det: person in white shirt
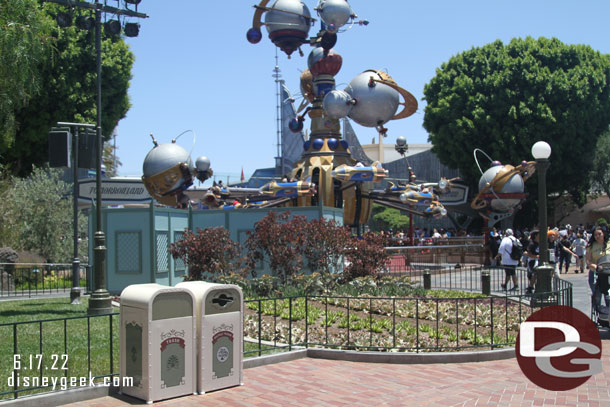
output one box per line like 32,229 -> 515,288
497,228 -> 519,291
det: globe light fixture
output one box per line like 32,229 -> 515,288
532,140 -> 553,302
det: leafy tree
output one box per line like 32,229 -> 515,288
371,205 -> 411,232
0,0 -> 53,151
591,127 -> 610,198
423,37 -> 610,204
169,227 -> 242,281
1,165 -> 87,262
103,139 -> 122,177
1,4 -> 134,176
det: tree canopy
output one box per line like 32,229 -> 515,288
0,0 -> 52,153
423,37 -> 610,204
0,3 -> 133,176
591,127 -> 610,199
0,165 -> 87,263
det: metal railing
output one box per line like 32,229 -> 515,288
243,275 -> 573,358
0,263 -> 90,298
0,265 -> 573,402
0,312 -> 119,401
386,244 -> 487,273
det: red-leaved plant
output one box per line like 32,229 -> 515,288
244,211 -> 308,283
169,227 -> 242,281
343,232 -> 390,282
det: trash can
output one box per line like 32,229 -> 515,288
120,283 -> 196,404
176,281 -> 243,394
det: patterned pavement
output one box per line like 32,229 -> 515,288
61,342 -> 610,407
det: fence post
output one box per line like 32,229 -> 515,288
423,270 -> 431,290
481,271 -> 491,296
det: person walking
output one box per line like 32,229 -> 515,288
558,232 -> 576,273
586,226 -> 610,294
571,232 -> 587,274
525,230 -> 540,294
497,228 -> 519,291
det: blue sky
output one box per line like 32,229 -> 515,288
116,1 -> 610,183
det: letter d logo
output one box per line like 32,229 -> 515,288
516,306 -> 602,391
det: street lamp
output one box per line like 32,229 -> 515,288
46,0 -> 147,313
532,141 -> 553,300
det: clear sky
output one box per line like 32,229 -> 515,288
116,0 -> 610,184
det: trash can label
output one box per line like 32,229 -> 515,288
125,322 -> 143,388
160,330 -> 186,388
212,324 -> 234,379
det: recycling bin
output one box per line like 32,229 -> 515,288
176,281 -> 243,394
120,283 -> 196,404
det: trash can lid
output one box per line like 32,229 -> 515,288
120,283 -> 195,312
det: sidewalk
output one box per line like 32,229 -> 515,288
61,344 -> 610,407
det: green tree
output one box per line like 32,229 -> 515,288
1,165 -> 87,262
423,37 -> 610,204
1,4 -> 134,176
591,127 -> 610,198
371,205 -> 411,232
0,0 -> 53,151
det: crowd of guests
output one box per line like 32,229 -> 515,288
490,224 -> 610,300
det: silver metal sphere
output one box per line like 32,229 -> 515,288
195,156 -> 210,172
322,89 -> 353,119
344,70 -> 399,128
317,0 -> 353,33
307,47 -> 325,70
265,0 -> 311,36
142,143 -> 192,193
478,165 -> 525,212
143,143 -> 191,177
396,135 -> 407,147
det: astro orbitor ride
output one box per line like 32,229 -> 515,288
141,0 -> 455,227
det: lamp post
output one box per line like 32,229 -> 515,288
44,0 -> 148,313
532,141 -> 553,300
394,136 -> 414,244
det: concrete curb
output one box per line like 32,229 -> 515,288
1,347 -> 515,406
306,347 -> 515,364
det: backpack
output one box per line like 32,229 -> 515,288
509,237 -> 523,261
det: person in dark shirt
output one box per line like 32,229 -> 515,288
525,231 -> 540,294
558,233 -> 576,273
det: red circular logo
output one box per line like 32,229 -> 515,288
516,306 -> 602,391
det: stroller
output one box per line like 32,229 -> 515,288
592,255 -> 610,328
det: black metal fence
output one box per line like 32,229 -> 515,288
0,312 -> 119,401
0,263 -> 90,298
0,264 -> 573,402
243,279 -> 573,358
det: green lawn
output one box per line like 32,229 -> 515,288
0,297 -> 120,400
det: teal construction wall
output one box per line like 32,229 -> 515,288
90,205 -> 344,294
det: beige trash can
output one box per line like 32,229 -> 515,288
176,281 -> 243,394
120,283 -> 196,404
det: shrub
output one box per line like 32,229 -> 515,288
244,211 -> 308,283
342,233 -> 390,282
169,227 -> 241,281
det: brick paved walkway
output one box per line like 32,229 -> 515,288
62,343 -> 610,407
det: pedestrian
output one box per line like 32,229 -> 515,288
547,229 -> 560,286
525,230 -> 540,294
571,232 -> 587,274
586,226 -> 610,294
497,228 -> 519,291
558,232 -> 576,273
